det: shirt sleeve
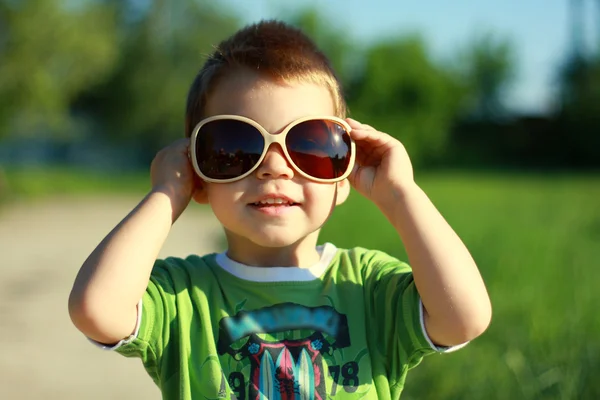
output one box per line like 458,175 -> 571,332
417,298 -> 469,354
361,250 -> 467,385
87,299 -> 143,350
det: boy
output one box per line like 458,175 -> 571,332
68,20 -> 491,399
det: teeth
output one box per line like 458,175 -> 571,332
254,198 -> 292,205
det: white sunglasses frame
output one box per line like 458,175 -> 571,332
189,115 -> 356,183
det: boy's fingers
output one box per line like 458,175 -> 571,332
350,127 -> 380,137
346,118 -> 376,131
174,137 -> 190,151
360,124 -> 376,131
350,128 -> 392,148
157,138 -> 190,157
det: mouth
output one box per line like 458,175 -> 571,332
248,196 -> 300,209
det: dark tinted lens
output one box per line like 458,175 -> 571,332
194,119 -> 264,180
285,120 -> 352,179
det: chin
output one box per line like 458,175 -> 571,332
224,224 -> 322,250
245,224 -> 320,248
249,233 -> 304,248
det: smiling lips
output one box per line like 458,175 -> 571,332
252,198 -> 296,206
249,195 -> 300,210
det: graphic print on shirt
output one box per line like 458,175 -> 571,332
216,302 -> 355,399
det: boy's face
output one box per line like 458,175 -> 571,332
198,68 -> 349,254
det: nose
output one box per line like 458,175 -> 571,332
255,144 -> 295,180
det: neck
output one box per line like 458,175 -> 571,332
224,230 -> 321,268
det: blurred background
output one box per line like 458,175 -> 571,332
0,0 -> 599,399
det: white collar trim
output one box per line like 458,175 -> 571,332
215,243 -> 338,282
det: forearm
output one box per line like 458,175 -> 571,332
381,183 -> 491,344
68,189 -> 176,342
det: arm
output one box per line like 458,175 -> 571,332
383,183 -> 491,346
347,119 -> 492,347
68,139 -> 199,344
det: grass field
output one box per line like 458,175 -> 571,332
5,168 -> 599,398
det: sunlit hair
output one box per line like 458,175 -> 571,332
185,20 -> 347,137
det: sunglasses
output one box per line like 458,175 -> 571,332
189,115 -> 355,183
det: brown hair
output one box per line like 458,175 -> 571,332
185,20 -> 347,137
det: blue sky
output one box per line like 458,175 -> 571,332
220,0 -> 600,114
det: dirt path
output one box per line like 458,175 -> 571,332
0,196 -> 223,399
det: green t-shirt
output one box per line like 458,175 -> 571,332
104,243 -> 460,399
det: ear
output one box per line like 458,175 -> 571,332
335,178 -> 351,206
191,176 -> 209,204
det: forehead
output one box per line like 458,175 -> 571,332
205,68 -> 335,132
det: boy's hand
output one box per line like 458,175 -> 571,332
150,138 -> 198,221
346,118 -> 416,208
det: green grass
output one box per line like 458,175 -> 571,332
321,172 -> 600,399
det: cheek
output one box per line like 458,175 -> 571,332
206,184 -> 236,212
206,186 -> 223,204
207,188 -> 239,228
205,181 -> 248,212
304,184 -> 338,213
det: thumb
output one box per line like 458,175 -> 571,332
349,163 -> 377,198
348,163 -> 367,191
347,163 -> 360,187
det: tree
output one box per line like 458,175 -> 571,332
556,54 -> 600,166
455,31 -> 516,121
0,0 -> 119,138
347,36 -> 465,166
72,0 -> 240,159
